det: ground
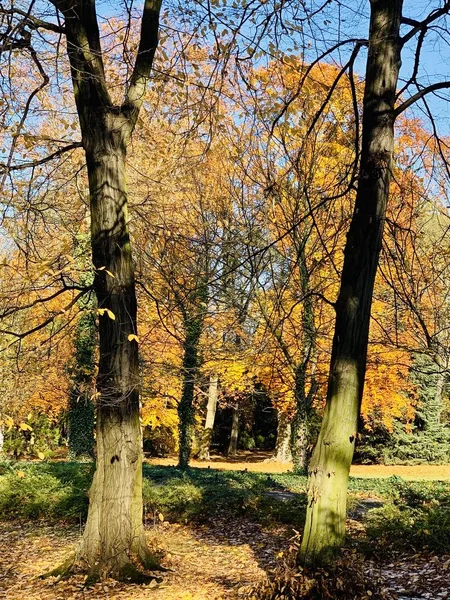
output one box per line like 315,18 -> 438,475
0,519 -> 287,600
3,518 -> 450,599
2,453 -> 450,599
148,450 -> 450,480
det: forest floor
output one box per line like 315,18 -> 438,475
2,457 -> 450,599
2,518 -> 450,600
0,518 -> 287,600
147,450 -> 450,480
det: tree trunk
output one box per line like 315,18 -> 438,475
178,319 -> 202,469
75,143 -> 157,579
299,0 -> 402,565
273,411 -> 292,463
198,374 -> 219,461
228,404 -> 239,456
68,311 -> 96,460
291,364 -> 310,472
290,225 -> 317,472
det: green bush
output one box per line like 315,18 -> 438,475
3,414 -> 62,458
364,477 -> 450,553
239,431 -> 256,450
366,501 -> 450,553
0,471 -> 74,519
0,461 -> 92,521
143,477 -> 203,521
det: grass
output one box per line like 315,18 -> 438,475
2,459 -> 450,554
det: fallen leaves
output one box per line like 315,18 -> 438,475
0,519 -> 287,600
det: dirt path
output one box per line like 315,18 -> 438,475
0,519 -> 287,600
147,452 -> 450,480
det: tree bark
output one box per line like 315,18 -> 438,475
299,0 -> 403,565
177,318 -> 202,469
198,374 -> 219,460
228,404 -> 239,456
273,411 -> 292,463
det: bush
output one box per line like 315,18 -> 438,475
3,414 -> 62,459
143,477 -> 203,521
364,477 -> 450,553
239,431 -> 256,450
366,501 -> 450,553
0,471 -> 75,519
0,461 -> 92,521
143,425 -> 177,457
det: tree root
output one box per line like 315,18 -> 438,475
39,549 -> 167,586
39,555 -> 75,580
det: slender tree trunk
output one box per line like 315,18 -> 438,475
299,0 -> 402,565
290,227 -> 317,471
198,374 -> 219,460
273,411 -> 292,463
68,311 -> 96,460
291,364 -> 310,472
228,404 -> 239,455
0,426 -> 4,453
178,320 -> 202,469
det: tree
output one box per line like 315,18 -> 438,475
0,0 -> 163,578
67,309 -> 96,460
299,0 -> 450,565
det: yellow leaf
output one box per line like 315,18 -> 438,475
128,334 -> 139,343
158,512 -> 164,522
97,308 -> 116,320
97,266 -> 115,278
37,452 -> 45,460
19,422 -> 32,431
17,471 -> 25,479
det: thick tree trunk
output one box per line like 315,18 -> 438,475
47,0 -> 161,581
75,145 -> 157,579
273,411 -> 292,463
198,374 -> 219,461
299,0 -> 402,565
178,320 -> 202,469
228,404 -> 239,456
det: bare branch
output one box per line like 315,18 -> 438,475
395,81 -> 450,115
0,142 -> 82,174
401,1 -> 450,45
0,7 -> 65,34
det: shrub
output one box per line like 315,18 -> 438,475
3,413 -> 62,459
0,471 -> 72,519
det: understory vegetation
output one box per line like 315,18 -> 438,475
2,460 -> 450,557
